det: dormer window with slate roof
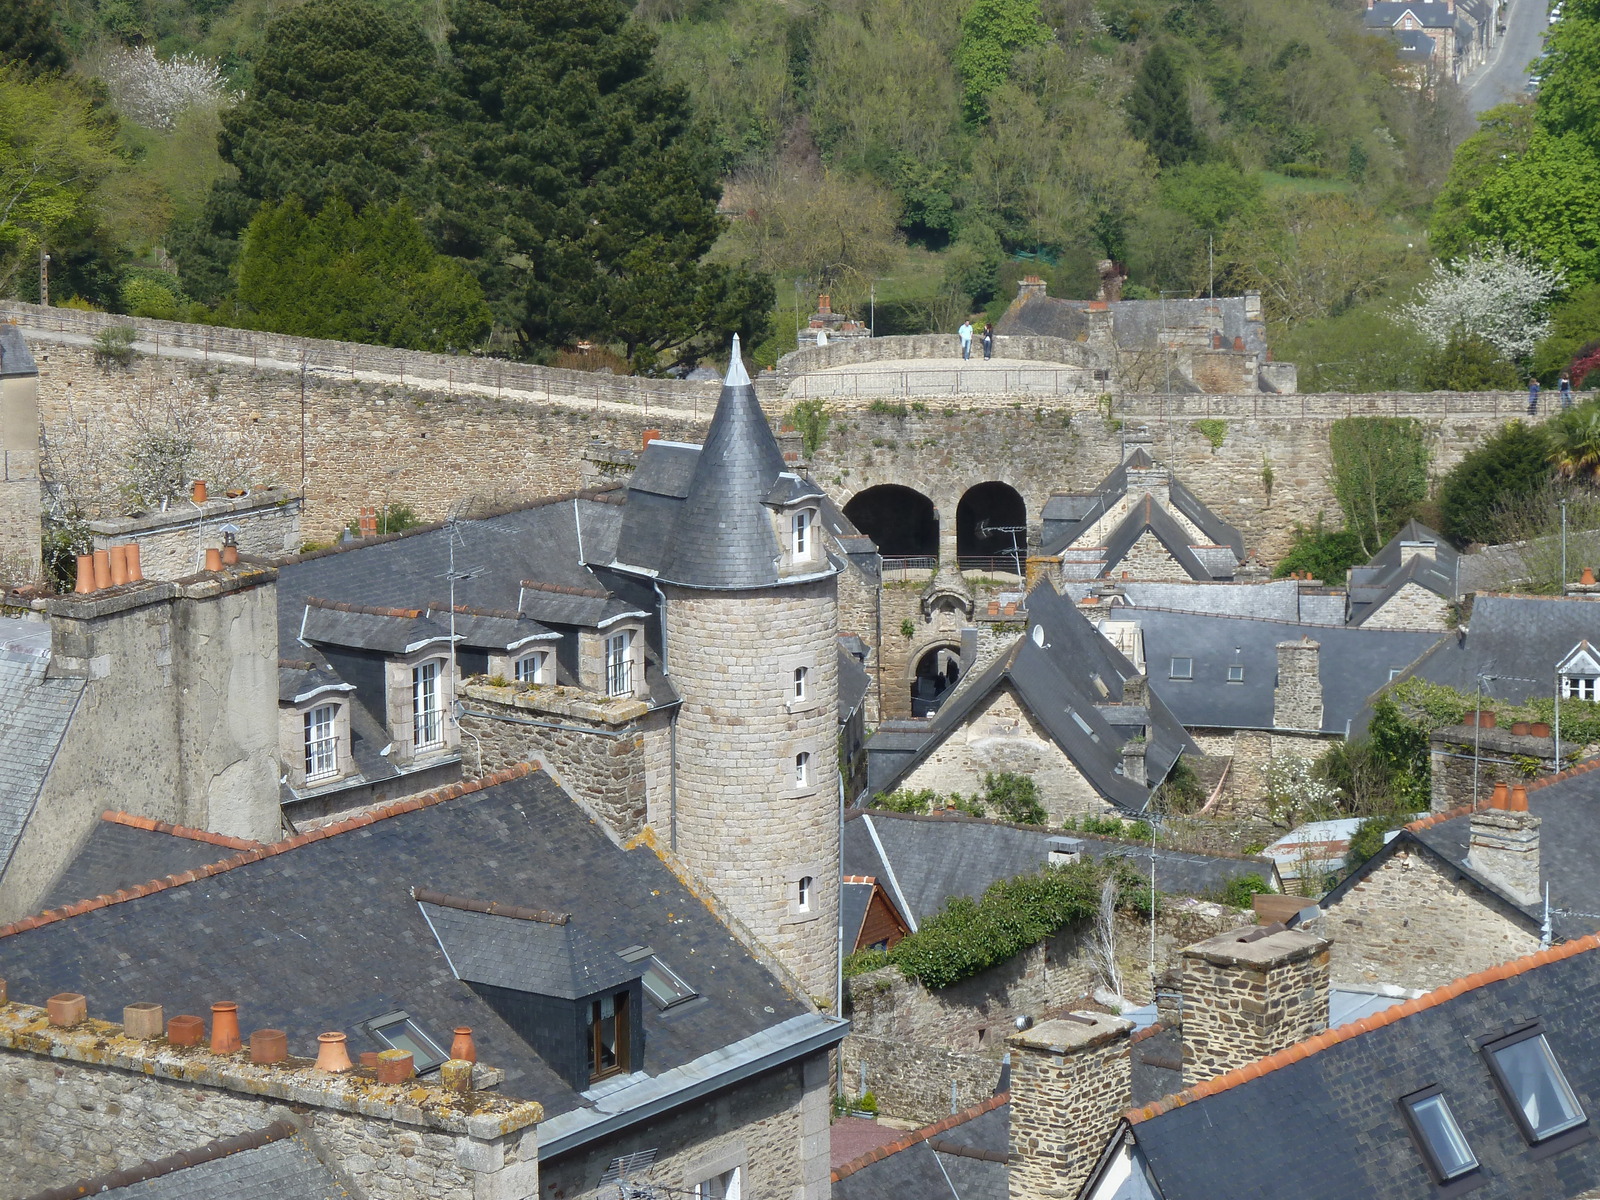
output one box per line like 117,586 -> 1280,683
413,659 -> 446,751
590,990 -> 631,1081
792,507 -> 817,561
1559,641 -> 1600,700
280,664 -> 358,791
514,650 -> 549,685
304,704 -> 340,781
606,628 -> 636,697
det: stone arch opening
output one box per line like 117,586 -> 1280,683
956,482 -> 1028,570
844,485 -> 939,560
911,643 -> 963,718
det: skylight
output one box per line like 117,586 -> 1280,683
363,1009 -> 449,1072
1169,657 -> 1193,680
1401,1088 -> 1478,1182
1226,665 -> 1244,683
1484,1030 -> 1588,1143
620,945 -> 699,1009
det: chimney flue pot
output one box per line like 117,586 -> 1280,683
451,1026 -> 478,1063
109,544 -> 129,587
210,1002 -> 241,1054
74,555 -> 95,594
315,1031 -> 354,1073
204,547 -> 222,572
126,542 -> 142,582
91,550 -> 111,590
192,480 -> 207,505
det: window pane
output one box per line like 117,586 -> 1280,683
1493,1035 -> 1587,1139
413,661 -> 441,748
304,705 -> 338,779
1408,1093 -> 1478,1179
1227,665 -> 1244,683
1170,657 -> 1192,679
606,632 -> 633,696
641,957 -> 697,1008
373,1018 -> 445,1071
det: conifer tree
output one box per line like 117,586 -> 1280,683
1127,44 -> 1200,169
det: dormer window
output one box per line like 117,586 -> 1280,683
304,704 -> 339,781
606,630 -> 634,697
590,990 -> 630,1081
792,508 -> 816,559
413,660 -> 444,750
515,651 -> 548,685
1562,675 -> 1597,700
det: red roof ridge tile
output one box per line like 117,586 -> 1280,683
1,765 -> 541,940
830,1092 -> 1011,1181
304,597 -> 425,620
1404,804 -> 1475,833
1527,754 -> 1600,791
1125,934 -> 1600,1125
842,875 -> 878,885
100,811 -> 266,851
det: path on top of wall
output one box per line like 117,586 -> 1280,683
786,358 -> 1092,399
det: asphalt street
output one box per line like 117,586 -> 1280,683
1464,0 -> 1551,114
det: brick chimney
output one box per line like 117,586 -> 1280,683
1180,925 -> 1330,1083
1008,1012 -> 1134,1200
1273,638 -> 1323,732
1468,786 -> 1541,907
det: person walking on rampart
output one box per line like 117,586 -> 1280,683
1561,373 -> 1573,410
982,323 -> 994,360
1529,378 -> 1541,416
958,319 -> 973,360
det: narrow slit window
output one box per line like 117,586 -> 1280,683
792,509 -> 813,558
590,990 -> 630,1081
797,875 -> 813,912
795,751 -> 811,788
1402,1089 -> 1479,1182
793,665 -> 809,702
606,630 -> 634,697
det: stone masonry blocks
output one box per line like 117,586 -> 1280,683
1007,1014 -> 1133,1200
1180,926 -> 1330,1083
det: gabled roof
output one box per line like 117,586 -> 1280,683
1345,519 -> 1459,625
833,1093 -> 1011,1200
1040,457 -> 1243,569
0,766 -> 827,1125
1105,935 -> 1600,1200
0,635 -> 86,883
1365,1 -> 1458,26
1387,593 -> 1600,703
841,876 -> 878,949
300,599 -> 456,655
1099,496 -> 1231,581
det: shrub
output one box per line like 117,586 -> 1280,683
1152,755 -> 1205,814
1435,419 -> 1552,545
1191,419 -> 1227,450
1346,812 -> 1409,871
982,771 -> 1046,825
872,788 -> 936,814
843,948 -> 891,977
91,325 -> 138,367
1272,517 -> 1365,582
785,398 -> 831,455
345,503 -> 425,538
121,275 -> 181,321
1220,873 -> 1272,909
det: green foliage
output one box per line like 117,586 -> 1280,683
954,0 -> 1049,121
1273,303 -> 1433,394
1345,812 -> 1404,872
235,196 -> 493,351
1534,0 -> 1600,156
1534,282 -> 1600,379
0,0 -> 68,75
1436,420 -> 1554,545
91,325 -> 138,366
869,399 -> 910,416
1152,754 -> 1206,815
886,858 -> 1151,989
1065,813 -> 1155,840
1191,419 -> 1227,450
785,399 -> 831,455
1156,163 -> 1262,233
1548,398 -> 1600,482
1271,517 -> 1365,582
981,771 -> 1046,825
843,947 -> 891,977
1126,44 -> 1198,168
1328,416 -> 1430,555
1219,873 -> 1271,909
1463,131 -> 1600,285
344,503 -> 425,537
1429,104 -> 1535,262
872,788 -> 937,814
899,618 -> 916,639
1420,335 -> 1522,392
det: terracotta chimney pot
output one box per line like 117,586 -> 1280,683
451,1026 -> 478,1063
819,294 -> 832,315
221,542 -> 239,566
1463,710 -> 1479,728
204,547 -> 223,572
47,993 -> 86,1028
192,480 -> 207,504
359,1050 -> 381,1068
1531,721 -> 1552,737
1479,710 -> 1497,730
167,1015 -> 205,1046
91,549 -> 111,590
642,429 -> 662,450
74,555 -> 95,594
315,1031 -> 354,1073
249,1028 -> 287,1064
210,1002 -> 241,1054
126,542 -> 143,582
123,1002 -> 163,1040
109,544 -> 129,587
1584,567 -> 1596,586
1511,721 -> 1532,736
1490,781 -> 1509,810
1509,784 -> 1530,812
376,1049 -> 415,1084
439,1058 -> 474,1093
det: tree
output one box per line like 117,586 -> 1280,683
440,0 -> 771,367
1328,416 -> 1430,555
1548,398 -> 1600,482
0,0 -> 68,75
1533,282 -> 1600,379
1464,130 -> 1600,286
0,69 -> 124,297
1272,517 -> 1366,581
1127,44 -> 1199,168
1435,420 -> 1552,545
955,0 -> 1050,121
1429,104 -> 1534,260
98,46 -> 236,132
1535,0 -> 1600,156
1401,247 -> 1564,364
1419,336 -> 1522,392
235,196 -> 493,352
1156,162 -> 1262,233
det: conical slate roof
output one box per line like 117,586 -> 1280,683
657,337 -> 796,589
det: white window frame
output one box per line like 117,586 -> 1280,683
795,751 -> 811,789
793,665 -> 809,703
797,875 -> 813,913
1562,674 -> 1597,700
515,650 -> 548,685
792,508 -> 815,560
413,659 -> 444,751
694,1167 -> 741,1200
606,630 -> 634,697
304,704 -> 339,782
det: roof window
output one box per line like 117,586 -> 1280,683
1401,1087 -> 1479,1184
362,1010 -> 449,1073
620,945 -> 699,1009
1169,657 -> 1193,680
1483,1028 -> 1588,1144
1226,665 -> 1244,683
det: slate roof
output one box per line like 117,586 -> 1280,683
1040,457 -> 1243,568
0,637 -> 86,882
841,878 -> 874,948
300,601 -> 456,655
40,817 -> 258,912
1365,1 -> 1458,27
839,644 -> 871,721
419,898 -> 641,999
1104,935 -> 1600,1200
85,1128 -> 347,1200
867,584 -> 1196,811
1123,607 -> 1440,734
1061,579 -> 1344,624
1346,520 -> 1460,626
843,808 -> 1278,925
833,1094 -> 1011,1200
0,323 -> 37,377
0,767 -> 817,1122
1387,594 -> 1600,704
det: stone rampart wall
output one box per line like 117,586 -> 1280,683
838,1033 -> 1002,1126
774,334 -> 1100,382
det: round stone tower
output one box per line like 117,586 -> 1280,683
653,340 -> 841,1005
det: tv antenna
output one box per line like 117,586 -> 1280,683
439,518 -> 483,712
975,518 -> 1029,576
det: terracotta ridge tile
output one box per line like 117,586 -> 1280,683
842,875 -> 878,885
0,765 -> 541,940
1125,935 -> 1600,1125
100,811 -> 264,851
519,579 -> 610,599
1404,804 -> 1474,833
425,601 -> 528,620
1129,1022 -> 1167,1046
304,597 -> 424,620
1527,754 -> 1600,792
829,1092 -> 1011,1181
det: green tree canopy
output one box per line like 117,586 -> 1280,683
1464,130 -> 1600,285
1429,104 -> 1534,261
1127,44 -> 1199,168
954,0 -> 1050,122
439,0 -> 771,367
234,196 -> 492,352
1435,419 -> 1552,545
1328,416 -> 1431,554
1534,0 -> 1600,155
0,0 -> 68,75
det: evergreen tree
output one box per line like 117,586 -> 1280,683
1435,420 -> 1552,546
0,0 -> 69,75
235,196 -> 493,352
1127,44 -> 1199,169
439,0 -> 770,368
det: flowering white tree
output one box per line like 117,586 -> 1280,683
98,46 -> 237,131
1263,755 -> 1341,829
1400,247 -> 1564,363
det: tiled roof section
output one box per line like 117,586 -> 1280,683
25,1120 -> 347,1200
0,647 -> 86,880
0,322 -> 38,377
304,598 -> 423,620
300,601 -> 452,655
518,580 -> 610,599
419,898 -> 641,999
1125,933 -> 1600,1124
101,810 -> 264,850
0,765 -> 536,939
832,1093 -> 1011,1181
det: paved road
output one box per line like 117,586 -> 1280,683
1464,0 -> 1550,114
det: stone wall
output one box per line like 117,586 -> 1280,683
0,346 -> 41,581
1007,1014 -> 1133,1200
1429,726 -> 1559,812
1272,638 -> 1323,732
1319,843 -> 1541,991
773,334 -> 1099,384
0,996 -> 541,1200
88,487 -> 302,581
540,1053 -> 829,1200
1361,581 -> 1453,631
1180,927 -> 1329,1082
837,1034 -> 1003,1127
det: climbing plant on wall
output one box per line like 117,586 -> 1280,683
1328,416 -> 1431,555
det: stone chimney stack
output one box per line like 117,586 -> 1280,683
1273,637 -> 1323,732
1399,538 -> 1436,566
1120,740 -> 1148,786
1121,672 -> 1148,708
1008,1012 -> 1134,1200
1180,925 -> 1330,1083
1468,785 -> 1542,907
1017,275 -> 1047,303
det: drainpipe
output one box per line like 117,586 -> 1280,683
654,577 -> 678,851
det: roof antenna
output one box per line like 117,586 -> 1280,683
724,333 -> 750,387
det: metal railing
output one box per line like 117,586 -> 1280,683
788,366 -> 1093,400
956,555 -> 1025,576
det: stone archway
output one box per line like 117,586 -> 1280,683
843,484 -> 939,561
910,641 -> 963,718
955,481 -> 1028,572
